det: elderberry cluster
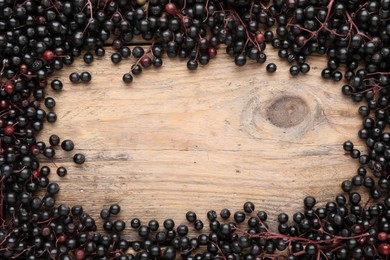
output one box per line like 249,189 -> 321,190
1,0 -> 390,259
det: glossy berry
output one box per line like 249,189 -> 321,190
111,53 -> 122,64
57,167 -> 68,177
73,153 -> 85,164
83,53 -> 94,64
51,79 -> 63,91
61,140 -> 75,151
266,63 -> 277,73
289,65 -> 300,76
44,97 -> 56,109
123,73 -> 133,84
187,60 -> 198,70
49,135 -> 60,146
69,73 -> 80,83
80,72 -> 92,83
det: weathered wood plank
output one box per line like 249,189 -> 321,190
39,46 -> 362,239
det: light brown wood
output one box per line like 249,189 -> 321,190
39,46 -> 362,239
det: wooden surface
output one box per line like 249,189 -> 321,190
39,46 -> 363,239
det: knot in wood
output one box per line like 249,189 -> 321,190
266,96 -> 309,128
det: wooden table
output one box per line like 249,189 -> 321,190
40,45 -> 362,239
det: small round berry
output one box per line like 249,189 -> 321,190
120,47 -> 131,58
73,153 -> 85,164
69,73 -> 80,83
95,47 -> 105,57
220,208 -> 231,219
43,50 -> 55,61
83,52 -> 94,64
44,97 -> 56,109
51,79 -> 63,91
378,232 -> 389,241
187,60 -> 198,70
45,113 -> 56,124
4,83 -> 14,94
57,167 -> 67,177
100,209 -> 111,219
111,53 -> 122,64
61,139 -> 74,151
80,72 -> 92,83
165,3 -> 177,14
266,63 -> 277,73
289,65 -> 300,76
109,204 -> 121,215
343,141 -> 354,152
132,47 -> 145,58
300,63 -> 310,73
131,64 -> 142,75
140,56 -> 152,68
243,201 -> 255,213
256,33 -> 264,43
379,243 -> 390,255
185,211 -> 197,223
152,57 -> 163,67
49,134 -> 60,146
4,126 -> 14,136
43,147 -> 55,158
235,53 -> 247,66
304,196 -> 316,209
131,218 -> 141,228
123,73 -> 133,84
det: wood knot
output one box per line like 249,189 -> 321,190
266,96 -> 309,128
241,91 -> 324,141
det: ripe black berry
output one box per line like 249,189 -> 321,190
266,63 -> 277,73
73,153 -> 85,164
122,73 -> 133,84
80,72 -> 92,83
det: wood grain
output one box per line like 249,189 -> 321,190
39,46 -> 363,239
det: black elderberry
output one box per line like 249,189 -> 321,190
57,167 -> 67,177
49,135 -> 60,146
220,208 -> 231,219
163,219 -> 175,230
132,47 -> 145,58
266,63 -> 277,73
341,180 -> 353,192
80,72 -> 92,83
186,211 -> 197,222
109,204 -> 121,215
138,225 -> 149,237
235,54 -> 247,66
304,196 -> 316,209
194,220 -> 204,230
83,53 -> 94,64
114,220 -> 126,232
117,45 -> 130,57
152,58 -> 163,67
61,140 -> 74,151
44,97 -> 56,109
69,72 -> 80,83
123,73 -> 133,84
289,65 -> 300,76
51,79 -> 63,91
131,64 -> 142,75
111,53 -> 122,64
234,211 -> 246,223
131,218 -> 141,228
73,153 -> 85,164
95,47 -> 105,57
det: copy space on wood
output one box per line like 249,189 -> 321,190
39,47 -> 361,239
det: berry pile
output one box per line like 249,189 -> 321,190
1,0 -> 390,259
